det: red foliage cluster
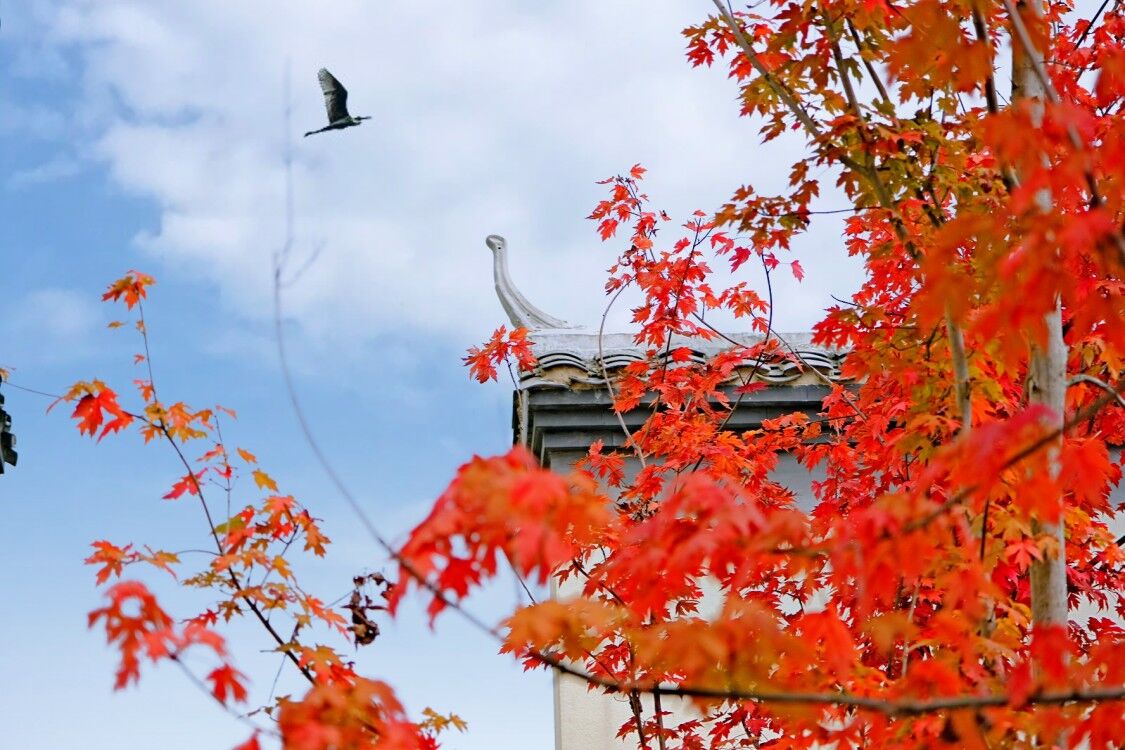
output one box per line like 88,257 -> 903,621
55,1 -> 1125,748
395,1 -> 1125,745
63,273 -> 457,749
464,325 -> 537,383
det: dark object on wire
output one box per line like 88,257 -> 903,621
0,384 -> 17,473
304,68 -> 372,137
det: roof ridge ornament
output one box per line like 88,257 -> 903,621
485,234 -> 576,330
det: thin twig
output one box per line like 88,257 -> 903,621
653,690 -> 668,750
169,654 -> 276,737
845,19 -> 893,110
1073,0 -> 1112,50
129,293 -> 318,684
268,622 -> 302,705
1068,373 -> 1125,407
159,419 -> 316,684
687,249 -> 778,478
598,283 -> 647,467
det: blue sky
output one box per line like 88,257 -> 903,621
0,2 -> 870,748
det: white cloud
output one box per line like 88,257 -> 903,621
31,0 -> 863,345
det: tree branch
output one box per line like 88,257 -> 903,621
1068,373 -> 1125,407
1073,0 -> 1113,51
906,379 -> 1125,532
709,0 -> 824,139
1001,0 -> 1125,264
534,646 -> 1125,715
947,309 -> 972,435
845,19 -> 893,112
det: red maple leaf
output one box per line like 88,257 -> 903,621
207,665 -> 248,704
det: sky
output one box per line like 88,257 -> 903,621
0,2 -> 870,748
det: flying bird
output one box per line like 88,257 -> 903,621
304,68 -> 371,137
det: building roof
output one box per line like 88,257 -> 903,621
520,329 -> 848,390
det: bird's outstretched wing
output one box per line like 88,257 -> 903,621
317,68 -> 350,123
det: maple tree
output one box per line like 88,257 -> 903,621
23,0 -> 1125,748
45,270 -> 464,749
446,0 -> 1125,747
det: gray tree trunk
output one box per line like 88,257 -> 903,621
1011,0 -> 1069,631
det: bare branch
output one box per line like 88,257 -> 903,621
1073,0 -> 1113,55
169,655 -> 275,737
1068,373 -> 1125,407
845,19 -> 893,111
598,283 -> 647,468
536,647 -> 1125,714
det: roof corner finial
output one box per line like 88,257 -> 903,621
485,234 -> 575,330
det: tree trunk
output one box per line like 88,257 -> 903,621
1011,0 -> 1069,631
1026,307 -> 1068,627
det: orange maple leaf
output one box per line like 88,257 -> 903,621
252,469 -> 278,492
102,270 -> 156,310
